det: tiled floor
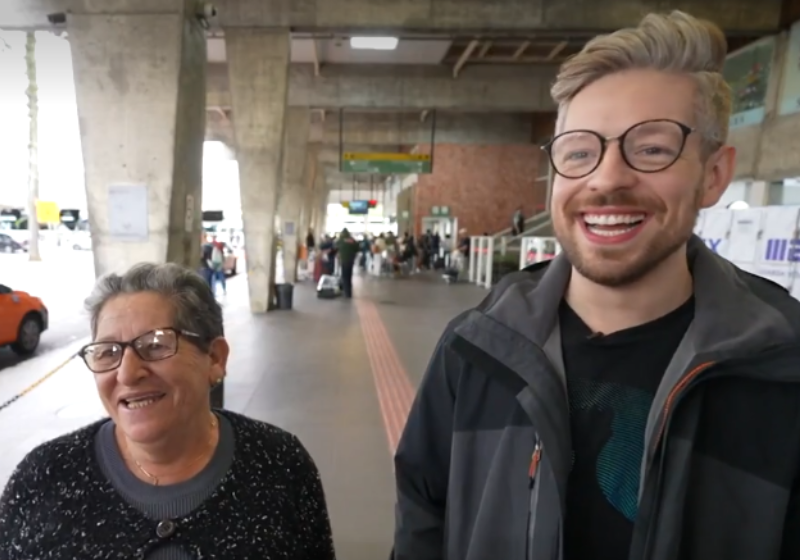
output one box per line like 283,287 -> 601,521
0,271 -> 488,559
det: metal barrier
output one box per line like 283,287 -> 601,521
468,236 -> 494,288
519,236 -> 561,270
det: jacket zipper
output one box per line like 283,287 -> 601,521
526,440 -> 542,560
651,361 -> 715,453
639,360 -> 715,559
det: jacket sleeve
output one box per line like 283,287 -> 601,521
290,436 -> 336,560
392,322 -> 464,560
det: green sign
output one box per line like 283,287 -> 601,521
432,206 -> 441,216
439,206 -> 450,216
723,37 -> 775,129
401,210 -> 410,219
780,23 -> 800,115
341,152 -> 432,174
342,159 -> 432,174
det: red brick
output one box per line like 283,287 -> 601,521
411,143 -> 548,237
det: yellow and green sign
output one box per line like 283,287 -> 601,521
341,152 -> 432,174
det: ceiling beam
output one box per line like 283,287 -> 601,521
478,41 -> 493,58
547,41 -> 568,60
311,38 -> 321,77
420,109 -> 429,122
453,39 -> 480,78
513,41 -> 530,59
459,55 -> 566,64
207,106 -> 230,123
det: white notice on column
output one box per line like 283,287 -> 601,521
108,184 -> 149,241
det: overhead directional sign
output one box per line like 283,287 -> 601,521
341,152 -> 432,174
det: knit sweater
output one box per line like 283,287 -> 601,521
0,410 -> 336,560
94,413 -> 237,560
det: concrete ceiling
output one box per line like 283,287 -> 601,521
2,0 -> 785,32
207,36 -> 452,65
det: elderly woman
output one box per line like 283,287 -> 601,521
0,263 -> 336,560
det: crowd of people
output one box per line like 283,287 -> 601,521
307,227 -> 474,288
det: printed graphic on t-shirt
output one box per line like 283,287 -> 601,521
568,375 -> 653,522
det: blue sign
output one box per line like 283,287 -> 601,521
764,239 -> 800,262
703,238 -> 722,253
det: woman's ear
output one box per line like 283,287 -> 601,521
207,337 -> 230,385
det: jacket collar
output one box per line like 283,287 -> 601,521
474,234 -> 797,357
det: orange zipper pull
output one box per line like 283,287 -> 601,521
529,442 -> 542,480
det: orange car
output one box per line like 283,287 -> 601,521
0,283 -> 48,355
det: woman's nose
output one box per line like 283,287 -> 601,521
115,347 -> 148,385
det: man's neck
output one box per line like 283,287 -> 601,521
564,248 -> 693,335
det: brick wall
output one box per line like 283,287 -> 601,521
412,143 -> 547,237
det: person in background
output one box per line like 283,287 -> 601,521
512,206 -> 525,236
392,10 -> 800,560
359,235 -> 371,270
199,239 -> 214,288
336,228 -> 359,299
0,263 -> 335,559
306,228 -> 316,253
316,234 -> 334,276
209,236 -> 227,296
372,234 -> 387,276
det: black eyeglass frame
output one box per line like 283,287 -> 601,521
541,119 -> 695,180
78,327 -> 204,374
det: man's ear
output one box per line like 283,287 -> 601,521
700,145 -> 736,209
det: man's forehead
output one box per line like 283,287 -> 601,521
556,70 -> 697,134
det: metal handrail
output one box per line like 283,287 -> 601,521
494,212 -> 553,254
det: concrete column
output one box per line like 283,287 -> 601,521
746,180 -> 784,206
68,6 -> 206,276
312,172 -> 329,237
298,145 -> 321,243
277,109 -> 311,284
226,29 -> 291,313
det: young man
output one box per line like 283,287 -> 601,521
393,11 -> 800,560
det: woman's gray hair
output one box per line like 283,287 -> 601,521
85,263 -> 224,346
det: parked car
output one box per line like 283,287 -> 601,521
0,233 -> 27,254
224,248 -> 238,277
0,283 -> 48,355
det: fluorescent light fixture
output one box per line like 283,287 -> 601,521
350,36 -> 399,50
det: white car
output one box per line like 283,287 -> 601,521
70,231 -> 93,251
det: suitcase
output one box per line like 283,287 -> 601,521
316,274 -> 341,299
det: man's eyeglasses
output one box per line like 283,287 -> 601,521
78,328 -> 202,374
541,119 -> 695,180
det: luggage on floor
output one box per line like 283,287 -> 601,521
317,274 -> 341,299
443,268 -> 459,283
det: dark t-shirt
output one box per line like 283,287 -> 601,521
560,296 -> 694,560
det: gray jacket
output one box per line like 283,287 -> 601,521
393,235 -> 800,560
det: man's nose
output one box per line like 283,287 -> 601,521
585,142 -> 637,193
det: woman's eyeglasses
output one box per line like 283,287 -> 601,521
78,327 -> 202,373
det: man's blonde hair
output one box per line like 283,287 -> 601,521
551,10 -> 732,153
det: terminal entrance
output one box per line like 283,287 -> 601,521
421,215 -> 458,237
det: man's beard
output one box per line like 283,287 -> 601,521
553,188 -> 701,288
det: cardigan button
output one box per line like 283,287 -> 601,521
156,519 -> 176,539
